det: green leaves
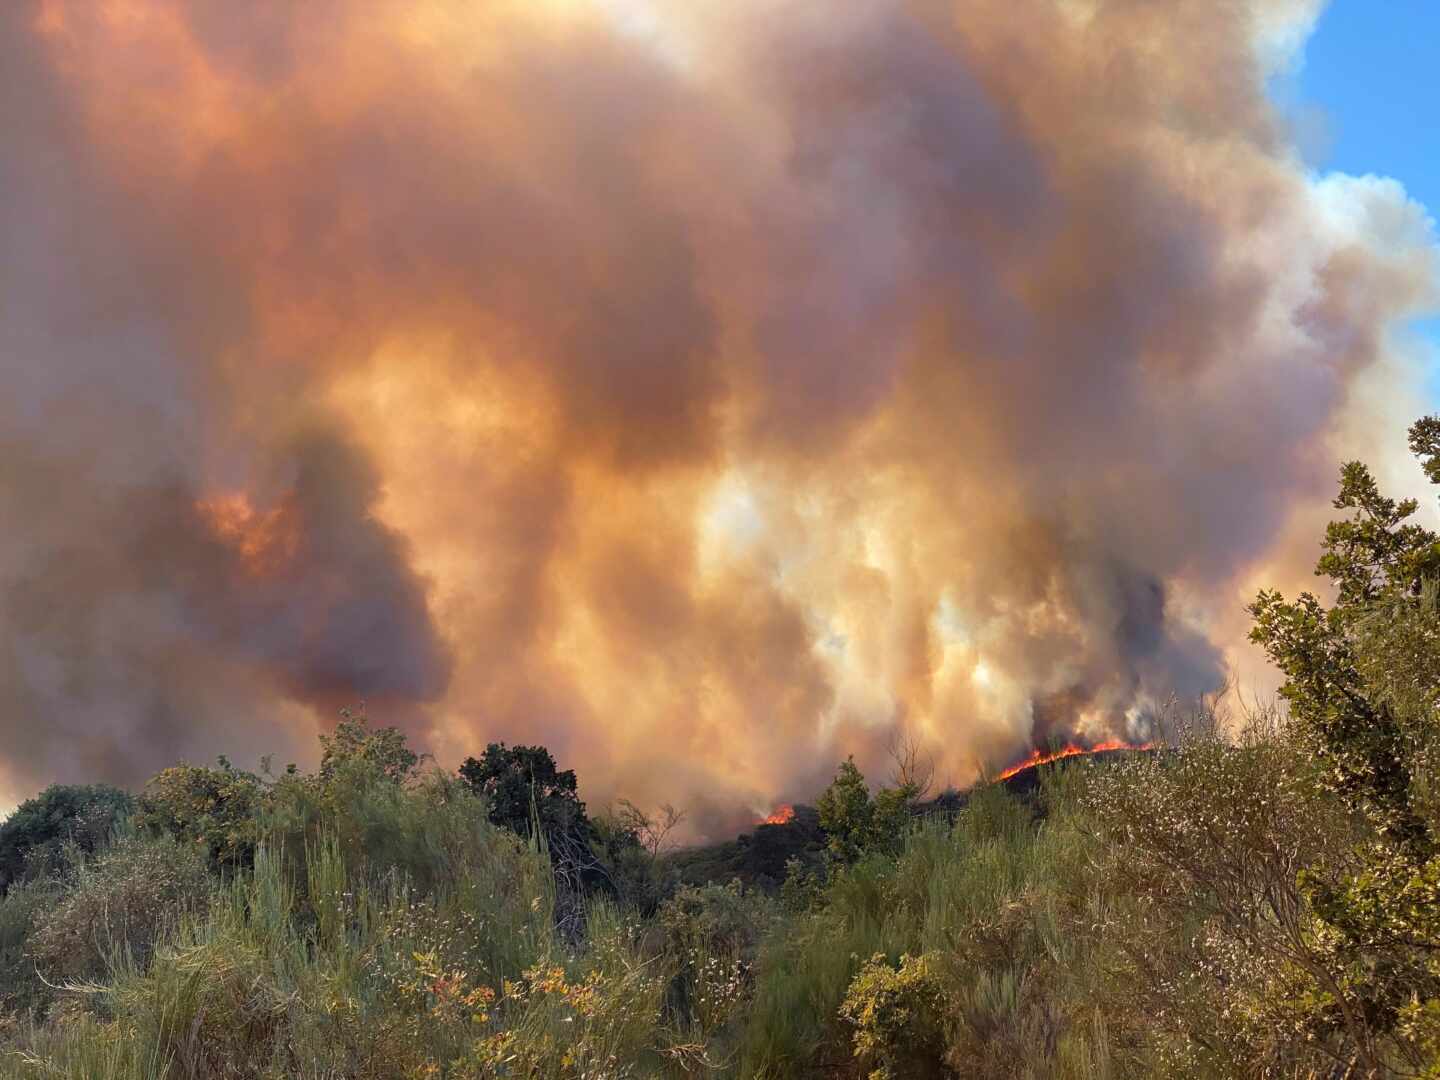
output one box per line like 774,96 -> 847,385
1410,416 -> 1440,487
839,951 -> 948,1080
1247,419 -> 1440,850
318,707 -> 419,785
816,758 -> 919,864
0,784 -> 133,893
458,743 -> 590,845
1245,414 -> 1440,1068
816,758 -> 874,863
133,763 -> 266,869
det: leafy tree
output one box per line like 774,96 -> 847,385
816,758 -> 873,863
1249,424 -> 1440,847
459,743 -> 605,935
1249,415 -> 1440,1071
816,757 -> 917,863
318,706 -> 420,785
1252,448 -> 1440,849
0,784 -> 133,892
132,760 -> 266,869
458,743 -> 591,844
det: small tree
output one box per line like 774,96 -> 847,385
318,706 -> 420,785
816,758 -> 873,863
887,733 -> 935,802
458,743 -> 591,843
459,743 -> 605,936
132,760 -> 266,869
614,799 -> 686,859
817,758 -> 918,863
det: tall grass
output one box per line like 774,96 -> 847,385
0,769 -> 730,1078
738,776 -> 1124,1079
0,736 -> 1415,1078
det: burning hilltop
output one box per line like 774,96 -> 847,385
761,805 -> 798,827
995,740 -> 1161,783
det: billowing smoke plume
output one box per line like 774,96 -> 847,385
2,0 -> 1436,833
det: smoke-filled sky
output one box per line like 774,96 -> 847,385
3,0 -> 1437,835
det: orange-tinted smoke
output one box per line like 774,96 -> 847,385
1,0 -> 1436,834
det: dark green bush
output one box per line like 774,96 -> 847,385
0,784 -> 133,892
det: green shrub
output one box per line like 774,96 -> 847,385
658,880 -> 777,1038
1078,725 -> 1366,1076
318,706 -> 419,785
590,808 -> 671,913
132,762 -> 266,869
740,777 -> 1125,1080
839,951 -> 948,1080
26,835 -> 212,985
455,903 -> 682,1078
659,880 -> 776,964
0,877 -> 65,1013
778,854 -> 826,914
264,767 -> 551,935
0,784 -> 133,892
12,820 -> 556,1079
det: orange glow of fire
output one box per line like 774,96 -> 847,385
995,739 -> 1158,782
195,492 -> 300,578
760,804 -> 796,826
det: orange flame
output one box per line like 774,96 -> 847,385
760,803 -> 796,826
995,739 -> 1158,782
195,492 -> 300,578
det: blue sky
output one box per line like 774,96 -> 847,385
1296,1 -> 1440,215
1290,0 -> 1440,376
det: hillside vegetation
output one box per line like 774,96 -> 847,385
2,421 -> 1440,1078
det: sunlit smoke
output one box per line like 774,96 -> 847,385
1,0 -> 1437,836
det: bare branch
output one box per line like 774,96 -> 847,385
887,731 -> 935,801
616,798 -> 688,858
